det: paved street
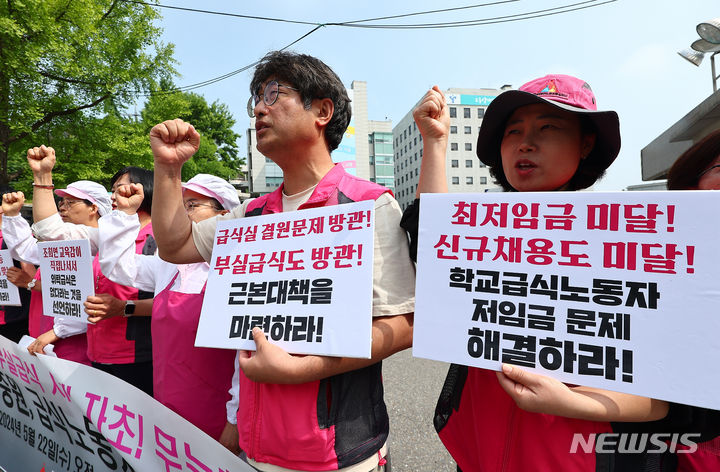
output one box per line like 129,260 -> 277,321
383,349 -> 457,472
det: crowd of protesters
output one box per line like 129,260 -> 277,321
0,50 -> 718,472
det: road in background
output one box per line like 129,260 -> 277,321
383,349 -> 457,471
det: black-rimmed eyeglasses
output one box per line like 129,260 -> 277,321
698,164 -> 720,178
247,80 -> 298,117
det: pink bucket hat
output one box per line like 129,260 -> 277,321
55,180 -> 112,216
476,74 -> 620,171
182,174 -> 240,211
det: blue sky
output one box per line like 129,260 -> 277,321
153,0 -> 720,191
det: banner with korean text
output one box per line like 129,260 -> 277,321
0,335 -> 252,471
0,249 -> 22,305
38,240 -> 94,322
197,201 -> 375,358
413,191 -> 720,410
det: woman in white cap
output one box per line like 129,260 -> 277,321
97,174 -> 242,454
14,145 -> 155,395
403,76 -> 682,471
1,180 -> 113,365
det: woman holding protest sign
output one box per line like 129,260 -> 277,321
95,174 -> 241,454
19,146 -> 155,395
400,75 -> 700,471
1,181 -> 113,366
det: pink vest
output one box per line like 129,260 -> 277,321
86,223 -> 155,364
238,164 -> 392,470
437,367 -> 610,472
27,271 -> 51,337
151,269 -> 235,439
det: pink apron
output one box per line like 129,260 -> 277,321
152,270 -> 235,440
87,255 -> 146,363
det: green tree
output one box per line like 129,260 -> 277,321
0,0 -> 174,186
141,86 -> 244,181
12,85 -> 244,193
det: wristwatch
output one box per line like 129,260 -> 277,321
123,300 -> 136,318
27,279 -> 37,290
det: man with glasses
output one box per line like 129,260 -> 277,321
149,51 -> 415,472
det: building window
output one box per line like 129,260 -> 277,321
452,176 -> 459,185
450,143 -> 458,151
414,137 -> 417,146
478,108 -> 485,119
464,107 -> 471,118
266,176 -> 283,187
465,159 -> 473,168
451,160 -> 459,168
450,126 -> 457,134
465,143 -> 472,151
480,176 -> 487,184
449,107 -> 457,118
464,126 -> 472,134
466,176 -> 473,185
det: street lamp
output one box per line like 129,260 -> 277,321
679,17 -> 720,92
697,18 -> 720,43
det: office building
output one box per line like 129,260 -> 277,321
392,87 -> 507,210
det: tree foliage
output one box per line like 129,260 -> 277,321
11,86 -> 244,193
141,86 -> 243,182
0,0 -> 175,185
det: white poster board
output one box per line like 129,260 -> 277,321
0,335 -> 253,471
413,191 -> 720,410
197,201 -> 375,358
38,240 -> 94,322
0,249 -> 22,305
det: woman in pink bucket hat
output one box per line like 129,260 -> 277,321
401,75 -> 708,471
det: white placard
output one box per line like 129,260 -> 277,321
197,201 -> 375,358
413,191 -> 720,410
0,335 -> 252,471
38,240 -> 94,321
0,249 -> 22,305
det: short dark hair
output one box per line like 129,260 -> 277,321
111,166 -> 154,215
488,115 -> 606,191
667,128 -> 720,190
250,51 -> 351,152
